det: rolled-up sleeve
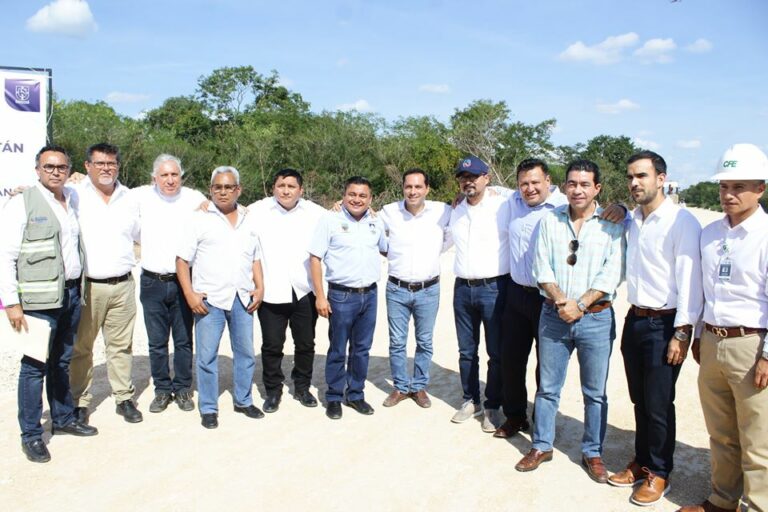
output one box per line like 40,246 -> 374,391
590,224 -> 626,295
533,213 -> 556,285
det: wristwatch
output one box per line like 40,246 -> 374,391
674,330 -> 690,342
577,301 -> 587,313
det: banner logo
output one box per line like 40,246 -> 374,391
4,79 -> 41,112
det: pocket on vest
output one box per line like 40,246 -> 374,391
21,225 -> 57,265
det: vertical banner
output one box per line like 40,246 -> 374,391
0,66 -> 51,199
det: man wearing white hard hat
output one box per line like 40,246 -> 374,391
678,143 -> 768,512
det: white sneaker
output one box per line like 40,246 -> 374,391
451,400 -> 482,423
481,408 -> 502,433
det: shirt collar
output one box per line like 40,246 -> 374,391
152,184 -> 182,202
341,205 -> 372,222
723,206 -> 768,233
398,200 -> 430,217
84,176 -> 127,198
633,196 -> 674,222
35,181 -> 73,204
555,201 -> 602,219
515,186 -> 566,210
271,196 -> 304,214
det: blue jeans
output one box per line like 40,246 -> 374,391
194,296 -> 255,414
532,303 -> 615,457
140,273 -> 194,395
325,286 -> 377,402
385,281 -> 440,393
18,286 -> 81,442
452,276 -> 508,408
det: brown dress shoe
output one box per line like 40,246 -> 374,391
607,459 -> 645,487
411,390 -> 432,408
582,455 -> 608,483
515,449 -> 553,472
382,390 -> 410,407
676,501 -> 738,512
631,469 -> 669,506
493,417 -> 530,438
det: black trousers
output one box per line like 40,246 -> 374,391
621,310 -> 680,478
500,281 -> 543,421
257,291 -> 318,396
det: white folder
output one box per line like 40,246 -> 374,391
1,313 -> 51,363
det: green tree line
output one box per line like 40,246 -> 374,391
53,66 -> 648,208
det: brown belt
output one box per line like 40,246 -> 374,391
704,323 -> 767,339
629,305 -> 676,318
544,299 -> 612,314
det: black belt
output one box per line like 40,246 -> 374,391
65,278 -> 81,289
511,280 -> 539,294
456,275 -> 505,287
630,305 -> 676,318
86,273 -> 131,285
142,269 -> 177,282
328,282 -> 377,294
388,276 -> 439,291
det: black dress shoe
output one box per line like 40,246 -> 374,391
74,406 -> 89,424
326,401 -> 342,419
263,394 -> 281,413
295,389 -> 318,408
234,404 -> 265,419
22,439 -> 51,463
201,413 -> 218,429
116,400 -> 143,423
53,419 -> 98,436
345,399 -> 374,415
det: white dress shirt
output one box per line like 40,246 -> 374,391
134,185 -> 206,274
75,179 -> 139,279
449,194 -> 510,279
0,182 -> 82,306
379,200 -> 452,282
177,203 -> 261,311
626,197 -> 703,327
246,197 -> 325,304
700,207 -> 768,333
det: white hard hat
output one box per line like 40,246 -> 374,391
711,143 -> 768,181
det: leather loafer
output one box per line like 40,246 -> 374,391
412,390 -> 432,408
582,454 -> 608,484
74,406 -> 89,424
326,401 -> 342,419
382,390 -> 410,407
493,417 -> 530,438
515,448 -> 553,472
608,459 -> 645,487
345,399 -> 374,415
201,413 -> 218,429
53,419 -> 98,437
22,439 -> 51,463
234,404 -> 265,419
295,389 -> 318,408
676,500 -> 738,512
263,395 -> 281,413
116,400 -> 143,423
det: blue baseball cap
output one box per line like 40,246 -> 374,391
455,155 -> 489,176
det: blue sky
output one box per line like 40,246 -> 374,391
2,0 -> 766,186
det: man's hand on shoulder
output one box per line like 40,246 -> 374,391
600,203 -> 627,224
66,172 -> 87,185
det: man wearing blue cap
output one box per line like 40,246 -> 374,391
449,155 -> 510,431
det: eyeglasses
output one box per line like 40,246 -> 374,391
39,164 -> 71,174
90,161 -> 119,169
567,239 -> 579,266
211,184 -> 238,193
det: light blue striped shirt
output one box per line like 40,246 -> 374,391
533,203 -> 625,301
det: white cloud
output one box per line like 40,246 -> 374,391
105,91 -> 150,104
633,38 -> 676,63
596,98 -> 640,114
336,57 -> 349,68
418,84 -> 450,94
633,137 -> 660,150
676,139 -> 702,149
558,32 -> 639,65
685,38 -> 713,53
336,99 -> 371,112
277,76 -> 295,88
26,0 -> 97,38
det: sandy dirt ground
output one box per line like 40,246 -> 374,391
0,207 -> 726,512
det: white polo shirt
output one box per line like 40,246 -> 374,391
449,193 -> 510,279
177,203 -> 261,311
0,182 -> 82,306
246,197 -> 326,304
700,207 -> 768,332
626,197 -> 703,327
76,179 -> 139,279
379,200 -> 451,282
134,185 -> 206,274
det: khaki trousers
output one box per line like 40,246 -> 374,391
70,277 -> 137,406
699,329 -> 768,511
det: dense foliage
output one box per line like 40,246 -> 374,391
52,66 -> 646,207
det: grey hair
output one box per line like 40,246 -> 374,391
153,153 -> 184,176
210,165 -> 240,185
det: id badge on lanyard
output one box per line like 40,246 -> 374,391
718,242 -> 732,281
